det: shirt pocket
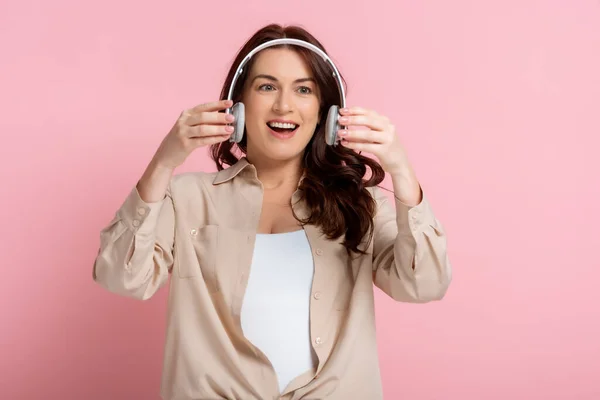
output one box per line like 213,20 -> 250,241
178,224 -> 220,293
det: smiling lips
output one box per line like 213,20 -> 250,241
267,120 -> 299,139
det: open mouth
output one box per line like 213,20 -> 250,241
267,121 -> 299,135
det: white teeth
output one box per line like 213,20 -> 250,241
268,121 -> 297,129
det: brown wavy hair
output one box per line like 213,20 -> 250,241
210,24 -> 386,254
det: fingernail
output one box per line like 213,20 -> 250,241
226,126 -> 234,132
341,108 -> 349,113
338,130 -> 348,136
339,116 -> 348,123
226,114 -> 235,122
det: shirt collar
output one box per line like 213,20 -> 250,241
212,156 -> 308,186
212,157 -> 256,185
212,156 -> 310,220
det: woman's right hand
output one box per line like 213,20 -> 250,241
153,99 -> 235,170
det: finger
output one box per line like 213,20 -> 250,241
339,139 -> 379,154
186,111 -> 235,126
339,106 -> 376,116
337,129 -> 385,144
338,115 -> 387,131
187,124 -> 234,138
189,99 -> 233,114
191,134 -> 231,147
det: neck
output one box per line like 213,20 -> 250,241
247,155 -> 303,190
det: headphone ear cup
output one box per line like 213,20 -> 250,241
229,102 -> 245,143
325,105 -> 340,146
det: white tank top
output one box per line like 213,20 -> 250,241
240,229 -> 318,393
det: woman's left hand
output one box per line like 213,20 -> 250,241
337,106 -> 422,205
337,106 -> 409,175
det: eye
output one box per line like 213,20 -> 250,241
297,86 -> 313,95
258,84 -> 275,91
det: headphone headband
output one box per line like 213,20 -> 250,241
226,38 -> 346,111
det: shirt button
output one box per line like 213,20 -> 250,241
315,337 -> 323,346
190,228 -> 198,236
315,248 -> 323,256
313,292 -> 322,300
137,207 -> 146,216
132,220 -> 140,227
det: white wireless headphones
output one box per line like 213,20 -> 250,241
225,38 -> 347,146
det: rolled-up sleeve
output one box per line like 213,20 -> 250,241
92,182 -> 175,300
371,186 -> 452,303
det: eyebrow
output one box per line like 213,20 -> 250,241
251,74 -> 316,84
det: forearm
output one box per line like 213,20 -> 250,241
137,157 -> 175,203
371,184 -> 452,302
93,184 -> 174,300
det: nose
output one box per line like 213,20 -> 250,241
273,89 -> 293,113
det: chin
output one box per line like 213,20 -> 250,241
261,143 -> 305,162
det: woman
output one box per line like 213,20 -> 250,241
93,24 -> 452,400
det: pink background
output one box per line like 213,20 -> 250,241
1,0 -> 599,399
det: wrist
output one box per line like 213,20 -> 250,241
390,169 -> 422,206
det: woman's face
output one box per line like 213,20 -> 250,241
241,47 -> 321,164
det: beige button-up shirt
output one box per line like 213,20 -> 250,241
93,157 -> 452,400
